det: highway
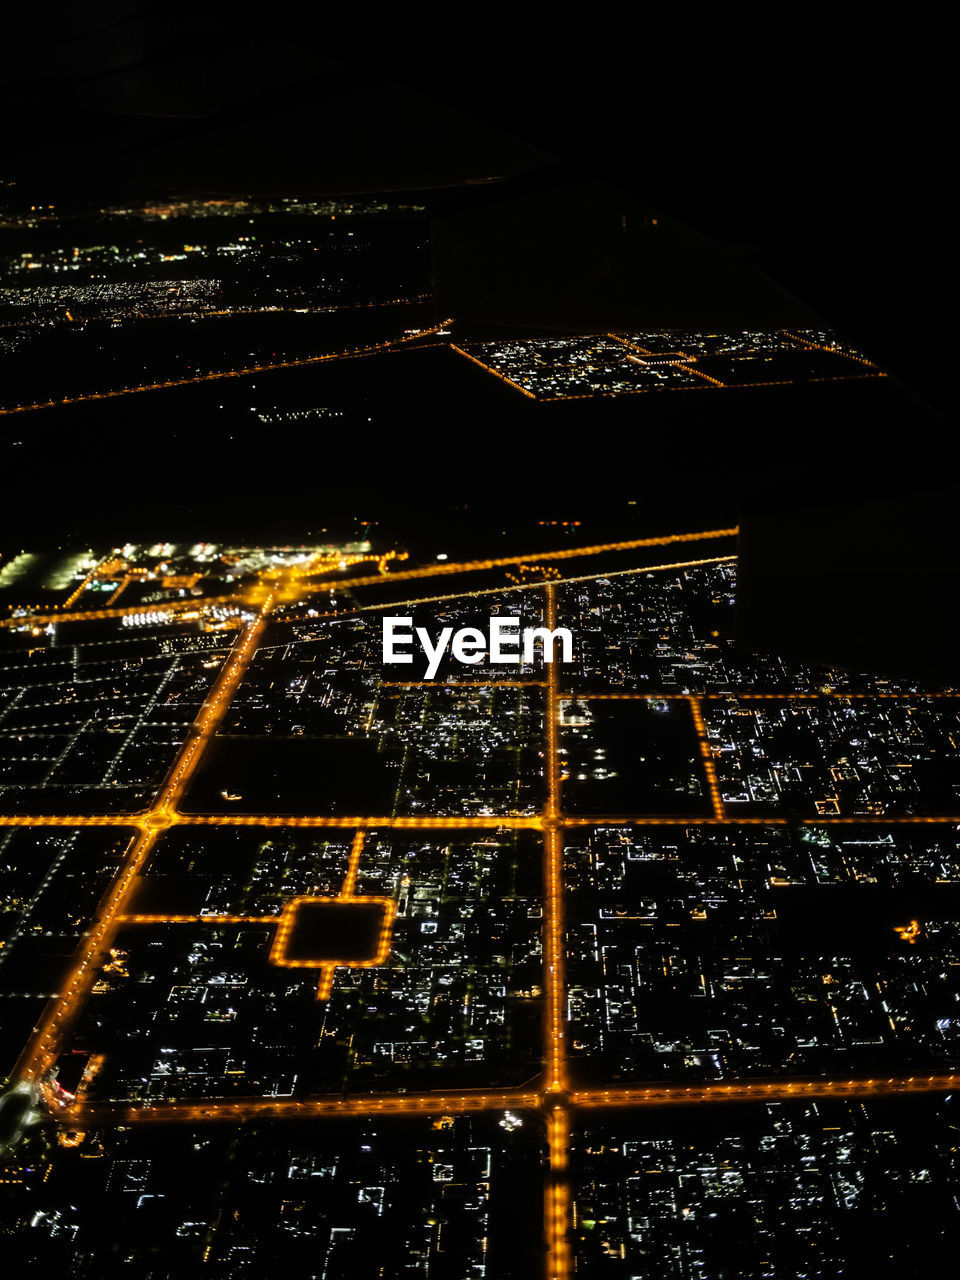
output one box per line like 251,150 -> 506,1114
0,322 -> 451,417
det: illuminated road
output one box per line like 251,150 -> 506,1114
0,323 -> 451,416
0,815 -> 144,828
309,829 -> 371,998
179,814 -> 543,829
543,587 -> 567,1095
113,834 -> 394,1004
545,1103 -> 572,1280
296,554 -> 740,623
783,330 -> 880,369
689,695 -> 725,819
305,526 -> 739,595
567,691 -> 960,701
448,343 -> 538,398
61,1074 -> 960,1128
69,1089 -> 543,1125
541,583 -> 573,1277
7,811 -> 960,833
571,1073 -> 960,1107
608,332 -> 726,388
560,814 -> 960,826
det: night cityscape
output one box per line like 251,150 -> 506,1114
1,8 -> 955,1278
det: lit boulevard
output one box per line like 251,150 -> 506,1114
70,1090 -> 544,1125
61,1072 -> 960,1129
689,695 -> 725,820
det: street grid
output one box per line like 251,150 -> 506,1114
3,527 -> 959,1280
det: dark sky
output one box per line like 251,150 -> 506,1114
1,9 -> 955,679
336,25 -> 952,417
3,9 -> 951,415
